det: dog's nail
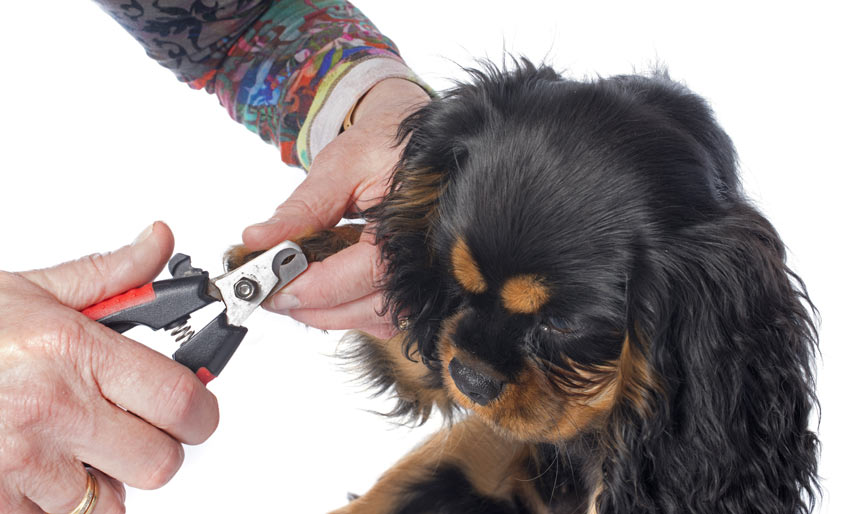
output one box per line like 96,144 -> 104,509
347,492 -> 360,502
268,293 -> 300,312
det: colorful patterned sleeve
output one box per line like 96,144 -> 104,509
94,0 -> 427,169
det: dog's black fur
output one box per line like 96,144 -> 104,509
344,59 -> 820,514
224,59 -> 819,513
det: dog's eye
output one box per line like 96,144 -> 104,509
540,318 -> 571,336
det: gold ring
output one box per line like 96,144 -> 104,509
67,469 -> 99,514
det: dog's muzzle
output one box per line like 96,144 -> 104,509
448,358 -> 504,406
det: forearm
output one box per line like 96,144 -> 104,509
94,0 -> 425,169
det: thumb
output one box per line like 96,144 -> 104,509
22,221 -> 175,310
242,164 -> 354,250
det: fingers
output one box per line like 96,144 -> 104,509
11,317 -> 213,493
285,290 -> 392,333
22,221 -> 174,310
26,464 -> 124,514
2,497 -> 41,514
241,82 -> 418,252
361,323 -> 398,340
89,468 -> 126,514
75,400 -> 185,490
0,314 -> 208,513
267,240 -> 383,312
242,168 -> 356,250
1,221 -> 204,513
21,457 -> 89,514
263,237 -> 396,338
242,78 -> 432,337
87,322 -> 219,446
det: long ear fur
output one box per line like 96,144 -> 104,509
601,204 -> 820,513
365,58 -> 563,367
363,107 -> 461,367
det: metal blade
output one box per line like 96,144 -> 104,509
210,241 -> 307,327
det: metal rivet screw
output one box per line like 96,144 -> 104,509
234,278 -> 257,300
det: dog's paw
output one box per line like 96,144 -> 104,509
294,225 -> 365,262
222,245 -> 263,272
222,225 -> 365,272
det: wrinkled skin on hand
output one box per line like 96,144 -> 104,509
242,78 -> 430,339
0,222 -> 219,514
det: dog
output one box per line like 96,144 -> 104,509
228,59 -> 820,513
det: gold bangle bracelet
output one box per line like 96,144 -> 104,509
342,93 -> 367,132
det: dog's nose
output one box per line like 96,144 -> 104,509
448,358 -> 504,406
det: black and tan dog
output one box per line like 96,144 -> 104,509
229,60 -> 820,514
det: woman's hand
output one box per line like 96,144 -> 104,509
0,222 -> 219,513
242,78 -> 429,339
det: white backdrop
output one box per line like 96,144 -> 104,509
1,1 -> 847,512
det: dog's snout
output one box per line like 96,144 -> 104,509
448,358 -> 504,406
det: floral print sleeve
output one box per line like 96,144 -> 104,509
94,0 -> 426,169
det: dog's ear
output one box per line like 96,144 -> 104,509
366,58 -> 563,366
601,205 -> 820,513
364,99 -> 468,367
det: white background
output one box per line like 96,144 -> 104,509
1,1 -> 847,512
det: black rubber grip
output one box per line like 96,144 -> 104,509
172,312 -> 248,378
93,275 -> 216,333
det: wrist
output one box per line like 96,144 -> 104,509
346,78 -> 430,128
299,56 -> 430,169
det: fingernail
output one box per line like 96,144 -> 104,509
268,293 -> 300,312
132,223 -> 154,245
249,217 -> 280,229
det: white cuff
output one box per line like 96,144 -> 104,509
305,57 -> 421,166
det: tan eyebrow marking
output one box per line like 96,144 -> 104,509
501,274 -> 550,314
451,239 -> 487,294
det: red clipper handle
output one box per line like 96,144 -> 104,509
82,274 -> 238,384
81,275 -> 214,334
81,283 -> 156,322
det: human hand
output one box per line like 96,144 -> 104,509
0,222 -> 219,513
242,78 -> 430,339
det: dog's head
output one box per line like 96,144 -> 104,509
367,60 -> 819,512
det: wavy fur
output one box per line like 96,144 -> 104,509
342,59 -> 821,513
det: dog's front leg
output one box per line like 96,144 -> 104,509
331,416 -> 548,514
223,225 -> 365,270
